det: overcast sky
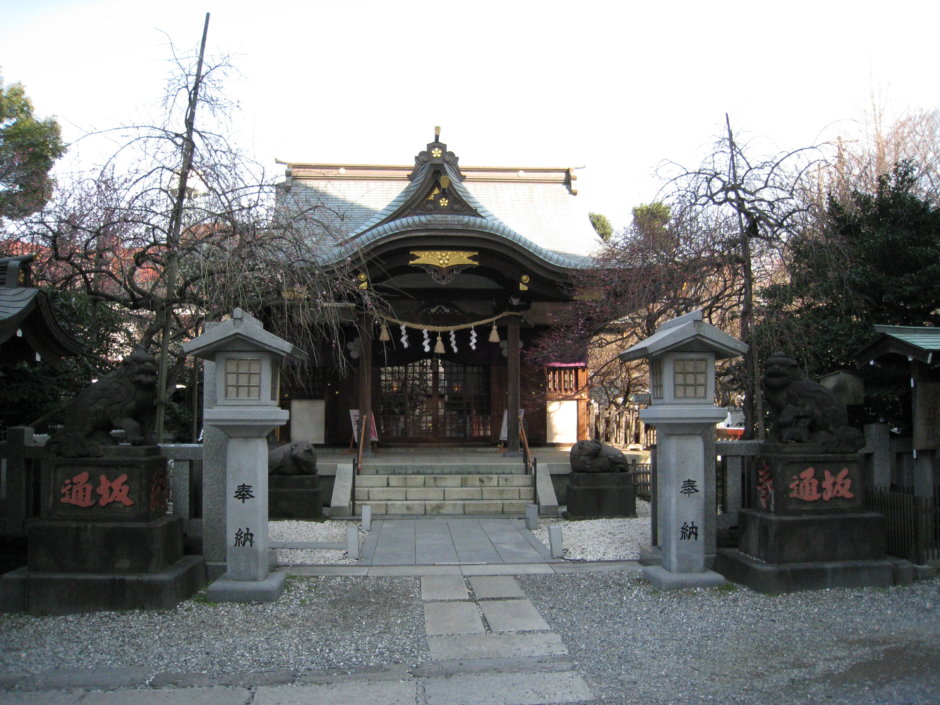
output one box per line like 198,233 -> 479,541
2,0 -> 937,229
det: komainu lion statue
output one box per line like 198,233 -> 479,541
569,439 -> 631,473
762,353 -> 864,452
45,348 -> 159,457
268,441 -> 318,476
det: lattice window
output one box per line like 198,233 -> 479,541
379,359 -> 490,441
225,357 -> 261,400
547,367 -> 579,395
674,358 -> 707,399
650,359 -> 664,399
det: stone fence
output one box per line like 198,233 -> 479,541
3,423 -> 935,560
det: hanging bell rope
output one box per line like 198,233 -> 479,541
488,322 -> 500,343
378,321 -> 391,342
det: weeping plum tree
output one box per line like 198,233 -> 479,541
12,15 -> 376,440
529,117 -> 823,440
660,116 -> 823,437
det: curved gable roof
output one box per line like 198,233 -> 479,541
278,133 -> 602,270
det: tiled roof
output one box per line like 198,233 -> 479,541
279,150 -> 603,270
0,287 -> 41,341
0,287 -> 83,363
873,325 -> 940,352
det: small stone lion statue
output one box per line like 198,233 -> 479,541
45,348 -> 159,457
268,441 -> 318,476
762,353 -> 864,452
569,439 -> 631,473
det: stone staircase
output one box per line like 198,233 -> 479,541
354,461 -> 534,516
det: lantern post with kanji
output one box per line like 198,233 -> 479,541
620,310 -> 747,590
183,308 -> 306,602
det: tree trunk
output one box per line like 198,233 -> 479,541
726,115 -> 764,440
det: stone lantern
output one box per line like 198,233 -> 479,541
619,310 -> 747,590
183,309 -> 306,602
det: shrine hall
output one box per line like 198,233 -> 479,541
275,130 -> 602,452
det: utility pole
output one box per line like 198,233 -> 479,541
155,12 -> 210,442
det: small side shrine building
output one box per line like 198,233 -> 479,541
0,255 -> 82,369
856,324 -> 940,496
277,131 -> 602,449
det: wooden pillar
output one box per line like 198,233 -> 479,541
358,315 -> 373,456
506,316 -> 520,454
912,361 -> 938,497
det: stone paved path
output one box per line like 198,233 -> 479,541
418,574 -> 595,705
360,517 -> 555,566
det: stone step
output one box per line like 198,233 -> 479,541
359,463 -> 526,476
354,499 -> 533,516
356,474 -> 534,489
356,486 -> 534,501
353,473 -> 535,516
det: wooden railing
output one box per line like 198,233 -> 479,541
867,488 -> 940,564
356,414 -> 368,474
518,412 -> 532,473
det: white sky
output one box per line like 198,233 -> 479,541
2,0 -> 938,229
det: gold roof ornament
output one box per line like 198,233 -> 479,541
409,250 -> 478,285
409,250 -> 478,268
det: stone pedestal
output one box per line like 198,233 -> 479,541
566,472 -> 636,519
27,515 -> 187,574
0,447 -> 205,615
269,474 -> 322,520
202,407 -> 288,604
640,410 -> 728,590
749,449 -> 865,515
41,445 -> 170,521
716,445 -> 907,593
737,509 -> 885,564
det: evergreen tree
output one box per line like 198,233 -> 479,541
0,80 -> 66,222
589,212 -> 614,242
760,160 -> 940,429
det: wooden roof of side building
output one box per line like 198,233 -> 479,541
0,255 -> 83,368
856,324 -> 940,367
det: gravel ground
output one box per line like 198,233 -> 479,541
3,572 -> 937,703
270,510 -> 654,565
0,576 -> 427,677
533,501 -> 652,561
270,520 -> 359,566
3,515 -> 938,704
518,572 -> 940,705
